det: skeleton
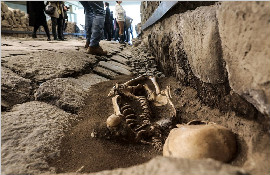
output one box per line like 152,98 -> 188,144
106,75 -> 176,151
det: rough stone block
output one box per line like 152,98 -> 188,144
35,78 -> 87,113
180,5 -> 226,84
75,73 -> 109,91
1,101 -> 78,175
217,2 -> 270,116
1,2 -> 8,13
1,66 -> 32,109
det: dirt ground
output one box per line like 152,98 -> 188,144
49,75 -> 270,174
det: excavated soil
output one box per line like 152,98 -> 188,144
49,75 -> 270,174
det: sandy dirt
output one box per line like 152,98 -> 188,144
49,75 -> 270,174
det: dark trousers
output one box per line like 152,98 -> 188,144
80,1 -> 105,46
104,22 -> 111,40
33,23 -> 50,39
114,28 -> 119,41
51,15 -> 63,39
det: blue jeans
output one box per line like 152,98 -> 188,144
80,1 -> 105,46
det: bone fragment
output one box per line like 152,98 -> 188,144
149,76 -> 161,95
112,95 -> 121,115
154,94 -> 168,106
76,166 -> 85,173
123,75 -> 147,86
164,86 -> 176,116
143,84 -> 155,101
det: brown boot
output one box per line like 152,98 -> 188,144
87,45 -> 108,56
85,40 -> 90,48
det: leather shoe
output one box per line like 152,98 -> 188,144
87,45 -> 107,56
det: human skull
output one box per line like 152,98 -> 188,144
163,122 -> 237,163
106,114 -> 122,128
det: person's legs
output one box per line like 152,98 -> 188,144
42,23 -> 51,41
51,17 -> 57,40
125,28 -> 128,42
104,22 -> 111,41
88,1 -> 104,46
80,1 -> 93,47
118,21 -> 124,43
87,1 -> 107,55
130,27 -> 134,39
32,24 -> 39,38
57,15 -> 63,40
118,21 -> 124,35
107,22 -> 111,41
115,27 -> 119,41
104,22 -> 107,40
127,28 -> 130,43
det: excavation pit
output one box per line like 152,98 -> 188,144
48,75 -> 270,174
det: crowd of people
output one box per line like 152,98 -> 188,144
104,1 -> 133,44
27,1 -> 68,41
26,1 -> 133,56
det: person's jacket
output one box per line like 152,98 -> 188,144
115,3 -> 125,22
47,1 -> 64,18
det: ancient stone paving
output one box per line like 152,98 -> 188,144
0,37 -> 140,174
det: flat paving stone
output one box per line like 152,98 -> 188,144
1,50 -> 97,82
75,73 -> 109,90
93,66 -> 120,79
107,60 -> 132,71
99,61 -> 131,75
110,55 -> 129,65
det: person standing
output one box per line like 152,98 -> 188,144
80,1 -> 107,56
26,1 -> 51,41
47,1 -> 64,40
125,16 -> 133,43
115,1 -> 126,44
104,2 -> 111,41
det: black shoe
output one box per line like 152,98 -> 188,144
58,37 -> 64,41
54,37 -> 58,40
119,35 -> 125,44
32,33 -> 37,38
47,38 -> 51,41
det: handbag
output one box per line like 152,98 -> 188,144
45,3 -> 55,15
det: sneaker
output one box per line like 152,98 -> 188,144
87,45 -> 108,56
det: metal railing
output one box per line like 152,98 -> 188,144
141,1 -> 179,31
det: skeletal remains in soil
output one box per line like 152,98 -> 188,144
106,75 -> 176,150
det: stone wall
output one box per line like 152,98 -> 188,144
1,2 -> 75,34
1,2 -> 31,31
139,1 -> 270,117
